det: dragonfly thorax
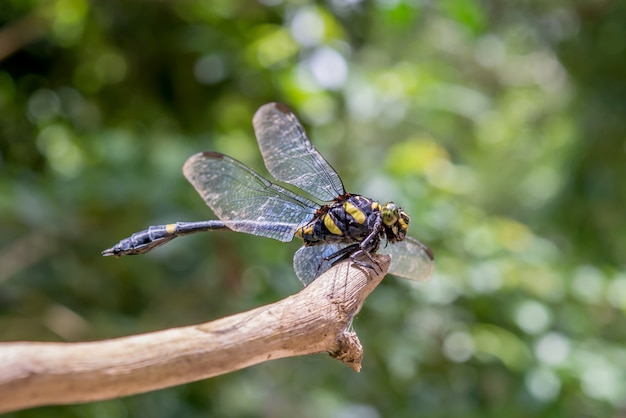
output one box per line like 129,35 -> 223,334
295,194 -> 409,247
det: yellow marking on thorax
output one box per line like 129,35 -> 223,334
166,223 -> 177,234
371,201 -> 381,211
323,214 -> 343,235
344,201 -> 366,224
295,224 -> 313,239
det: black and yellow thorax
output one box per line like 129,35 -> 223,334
295,194 -> 410,247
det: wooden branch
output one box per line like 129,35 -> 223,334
0,12 -> 49,62
0,255 -> 390,413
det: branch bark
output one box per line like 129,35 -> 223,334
0,12 -> 49,62
0,255 -> 390,413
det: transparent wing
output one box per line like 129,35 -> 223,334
293,244 -> 345,286
379,236 -> 435,282
183,151 -> 318,242
293,236 -> 435,286
253,102 -> 345,203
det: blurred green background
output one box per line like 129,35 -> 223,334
1,0 -> 625,417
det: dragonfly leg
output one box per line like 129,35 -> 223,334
349,249 -> 382,274
322,243 -> 382,275
321,243 -> 358,269
346,215 -> 384,273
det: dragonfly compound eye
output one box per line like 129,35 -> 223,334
381,202 -> 399,226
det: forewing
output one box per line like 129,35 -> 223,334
380,236 -> 435,282
253,102 -> 345,202
183,151 -> 318,242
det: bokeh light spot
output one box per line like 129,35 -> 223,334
535,332 -> 570,366
346,81 -> 378,121
289,7 -> 325,47
472,324 -> 532,370
36,124 -> 84,178
474,35 -> 506,68
419,273 -> 461,305
463,225 -> 497,257
515,300 -> 551,335
306,47 -> 348,90
606,272 -> 626,310
27,89 -> 61,124
52,0 -> 88,46
581,363 -> 623,403
571,265 -> 605,305
443,331 -> 475,363
525,367 -> 561,401
251,26 -> 299,68
468,262 -> 502,294
95,52 -> 128,85
194,54 -> 227,85
385,137 -> 449,176
494,218 -> 533,253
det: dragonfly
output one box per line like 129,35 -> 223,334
103,102 -> 434,286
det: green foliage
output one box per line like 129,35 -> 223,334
1,0 -> 625,417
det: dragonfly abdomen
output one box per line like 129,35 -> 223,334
102,221 -> 228,257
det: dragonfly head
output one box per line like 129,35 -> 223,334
381,201 -> 409,243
